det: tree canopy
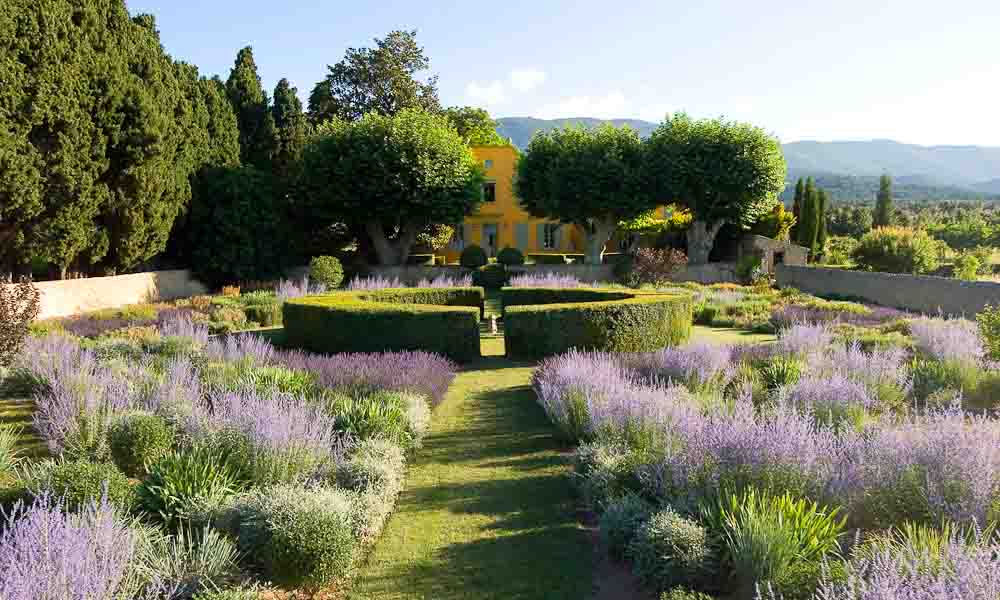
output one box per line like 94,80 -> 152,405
0,0 -> 239,277
226,46 -> 277,169
644,113 -> 787,264
442,106 -> 508,146
299,108 -> 483,265
308,30 -> 440,124
271,78 -> 310,178
515,125 -> 654,264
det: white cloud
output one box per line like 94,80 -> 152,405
509,68 -> 547,92
536,91 -> 629,120
464,80 -> 507,106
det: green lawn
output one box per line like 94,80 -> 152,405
0,396 -> 46,458
348,334 -> 592,600
691,324 -> 776,345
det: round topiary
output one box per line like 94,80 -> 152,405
496,246 -> 525,266
309,255 -> 344,288
459,245 -> 488,269
109,413 -> 176,477
472,263 -> 508,289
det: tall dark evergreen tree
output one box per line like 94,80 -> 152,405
0,1 -> 236,277
271,78 -> 310,178
874,174 -> 894,227
308,30 -> 441,124
226,46 -> 277,169
797,177 -> 819,253
816,188 -> 828,259
790,177 -> 804,240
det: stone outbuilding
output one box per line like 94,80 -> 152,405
738,235 -> 809,273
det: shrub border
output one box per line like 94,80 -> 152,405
502,287 -> 693,359
283,287 -> 485,362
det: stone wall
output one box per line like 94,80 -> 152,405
668,262 -> 739,284
6,270 -> 208,320
776,265 -> 1000,316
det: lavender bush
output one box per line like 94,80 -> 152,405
415,274 -> 474,288
348,274 -> 473,290
191,389 -> 347,485
795,532 -> 1000,600
0,495 -> 149,600
628,343 -> 735,392
276,276 -> 326,300
347,275 -> 404,290
910,316 -> 985,364
272,349 -> 457,406
508,272 -> 586,288
539,344 -> 1000,528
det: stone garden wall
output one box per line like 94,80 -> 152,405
776,265 -> 1000,316
5,270 -> 207,320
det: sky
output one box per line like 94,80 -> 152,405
128,0 -> 1000,146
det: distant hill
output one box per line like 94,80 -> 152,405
780,171 -> 1000,204
495,117 -> 1000,202
495,117 -> 657,149
972,178 -> 1000,194
781,140 -> 1000,187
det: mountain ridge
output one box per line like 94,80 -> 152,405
494,117 -> 1000,199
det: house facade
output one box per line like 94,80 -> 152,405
441,145 -> 584,263
441,144 -> 673,263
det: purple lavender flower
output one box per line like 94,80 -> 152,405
347,275 -> 405,290
276,276 -> 326,300
204,332 -> 275,364
778,323 -> 834,357
270,349 -> 457,406
25,336 -> 138,454
157,312 -> 209,346
909,316 -> 985,364
0,495 -> 142,600
508,273 -> 586,288
806,341 -> 913,403
415,274 -> 474,288
779,374 -> 878,415
800,532 -> 1000,600
191,389 -> 347,483
628,343 -> 735,390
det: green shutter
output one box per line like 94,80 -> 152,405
554,226 -> 563,250
537,224 -> 546,250
516,223 -> 529,251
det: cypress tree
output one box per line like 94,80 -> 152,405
874,174 -> 893,227
0,1 -> 234,276
816,188 -> 828,259
226,47 -> 277,169
797,177 -> 819,252
271,78 -> 310,178
790,177 -> 804,240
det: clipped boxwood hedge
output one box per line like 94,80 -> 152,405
283,288 -> 485,362
502,287 -> 693,360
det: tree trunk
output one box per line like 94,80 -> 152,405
365,222 -> 419,266
583,218 -> 617,265
686,220 -> 723,265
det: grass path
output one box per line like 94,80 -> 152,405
348,337 -> 592,599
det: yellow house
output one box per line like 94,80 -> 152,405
442,145 -> 584,263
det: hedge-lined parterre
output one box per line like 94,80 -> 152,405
502,287 -> 693,359
283,288 -> 486,362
